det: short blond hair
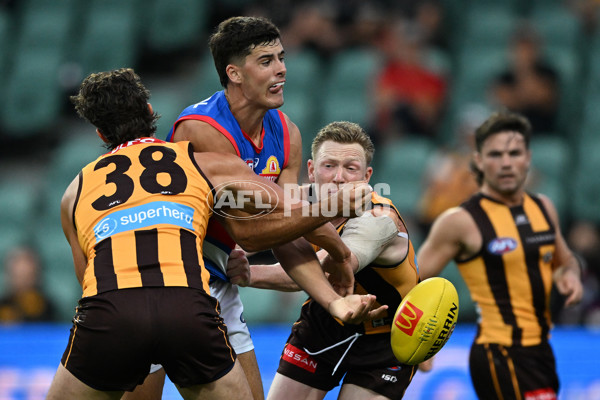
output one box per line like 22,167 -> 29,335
311,121 -> 375,166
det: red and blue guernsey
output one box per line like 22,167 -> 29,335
166,90 -> 291,282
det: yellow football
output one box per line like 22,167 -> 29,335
390,277 -> 459,365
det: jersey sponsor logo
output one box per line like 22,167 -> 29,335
487,237 -> 518,255
525,233 -> 556,245
282,344 -> 318,373
93,201 -> 194,241
524,387 -> 556,400
393,301 -> 423,336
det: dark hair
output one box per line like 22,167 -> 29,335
209,16 -> 281,88
70,68 -> 159,150
311,121 -> 375,166
474,111 -> 531,152
472,111 -> 532,185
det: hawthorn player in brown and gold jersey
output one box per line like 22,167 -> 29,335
418,111 -> 583,400
45,69 -> 387,400
74,138 -> 214,298
267,191 -> 421,400
236,122 -> 424,400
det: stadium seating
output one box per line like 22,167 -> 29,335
319,47 -> 382,129
280,49 -> 325,156
528,135 -> 572,223
32,132 -> 105,321
75,0 -> 140,75
458,4 -> 518,51
146,78 -> 193,139
190,51 -> 224,102
0,0 -> 75,136
1,48 -> 64,136
530,4 -> 583,50
452,47 -> 509,107
572,137 -> 600,224
371,137 -> 435,218
0,7 -> 15,112
542,45 -> 584,134
145,0 -> 211,53
0,174 -> 44,299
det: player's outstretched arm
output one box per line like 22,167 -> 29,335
417,207 -> 471,279
539,195 -> 583,307
60,175 -> 88,286
197,152 -> 371,252
272,237 -> 387,324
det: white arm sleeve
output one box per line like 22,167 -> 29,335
340,212 -> 399,272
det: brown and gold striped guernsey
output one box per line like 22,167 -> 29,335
309,191 -> 420,335
73,138 -> 213,298
457,192 -> 556,347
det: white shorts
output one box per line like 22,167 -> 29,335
210,279 -> 254,354
149,279 -> 253,374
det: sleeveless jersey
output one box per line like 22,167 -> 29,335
303,192 -> 420,336
73,138 -> 213,298
456,192 -> 556,347
166,90 -> 291,281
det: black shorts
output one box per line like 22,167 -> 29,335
469,341 -> 559,400
61,287 -> 235,391
276,320 -> 417,399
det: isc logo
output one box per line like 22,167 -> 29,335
381,374 -> 398,383
393,301 -> 423,336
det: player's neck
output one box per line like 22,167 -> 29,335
481,186 -> 524,207
225,90 -> 266,143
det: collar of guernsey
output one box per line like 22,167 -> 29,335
165,90 -> 290,174
167,90 -> 291,282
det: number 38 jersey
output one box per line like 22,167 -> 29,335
73,138 -> 214,298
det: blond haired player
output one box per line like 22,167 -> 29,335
232,121 -> 427,399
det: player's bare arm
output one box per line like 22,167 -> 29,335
246,263 -> 301,291
272,237 -> 387,325
539,194 -> 583,306
249,206 -> 406,291
417,207 -> 480,279
60,176 -> 87,286
173,119 -> 239,155
197,152 -> 370,252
